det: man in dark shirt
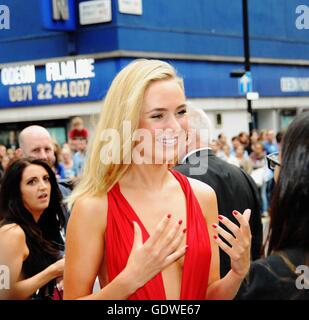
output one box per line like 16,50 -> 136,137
175,108 -> 262,277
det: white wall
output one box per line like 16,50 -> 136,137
188,96 -> 309,143
205,110 -> 249,142
189,98 -> 249,143
1,96 -> 307,146
256,109 -> 279,132
77,114 -> 100,140
0,101 -> 102,124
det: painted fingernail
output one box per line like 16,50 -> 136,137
185,245 -> 189,249
212,224 -> 218,229
178,219 -> 183,225
167,214 -> 172,218
232,211 -> 238,216
183,228 -> 187,234
218,215 -> 224,221
213,235 -> 218,239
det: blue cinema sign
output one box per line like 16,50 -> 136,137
41,0 -> 77,30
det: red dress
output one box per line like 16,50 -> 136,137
105,170 -> 211,300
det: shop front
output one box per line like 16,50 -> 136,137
1,55 -> 309,146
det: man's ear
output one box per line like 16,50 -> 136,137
15,148 -> 23,159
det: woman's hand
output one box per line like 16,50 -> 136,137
124,214 -> 187,289
49,258 -> 65,278
212,209 -> 252,280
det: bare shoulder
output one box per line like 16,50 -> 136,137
68,194 -> 108,232
188,178 -> 218,223
188,178 -> 217,204
0,223 -> 26,243
0,223 -> 28,258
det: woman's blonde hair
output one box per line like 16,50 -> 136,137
67,59 -> 184,209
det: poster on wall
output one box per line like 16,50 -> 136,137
118,0 -> 142,15
79,0 -> 112,25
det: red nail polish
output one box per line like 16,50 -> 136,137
213,235 -> 218,239
232,211 -> 238,216
178,219 -> 183,225
212,224 -> 217,229
183,228 -> 187,234
218,215 -> 224,221
167,214 -> 172,218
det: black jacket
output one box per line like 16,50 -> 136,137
174,149 -> 263,277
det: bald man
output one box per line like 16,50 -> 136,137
18,125 -> 71,226
18,125 -> 56,166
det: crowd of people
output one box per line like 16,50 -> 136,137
0,59 -> 308,300
0,116 -> 89,187
210,129 -> 282,216
0,123 -> 280,217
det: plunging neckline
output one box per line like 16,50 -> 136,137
106,169 -> 211,299
114,170 -> 189,300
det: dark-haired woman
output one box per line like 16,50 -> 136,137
238,112 -> 309,300
0,158 -> 65,300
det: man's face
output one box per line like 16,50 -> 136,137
232,139 -> 240,149
23,136 -> 55,166
239,134 -> 248,144
255,144 -> 264,155
73,138 -> 87,152
0,145 -> 6,158
219,134 -> 227,144
267,131 -> 274,142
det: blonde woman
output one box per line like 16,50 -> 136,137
63,59 -> 252,300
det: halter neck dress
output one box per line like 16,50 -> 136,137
105,170 -> 211,300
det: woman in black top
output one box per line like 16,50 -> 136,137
239,112 -> 309,300
0,158 -> 65,299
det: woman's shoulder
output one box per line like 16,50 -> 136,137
69,194 -> 108,230
186,177 -> 218,223
0,223 -> 26,241
73,194 -> 107,209
0,223 -> 29,259
187,177 -> 217,204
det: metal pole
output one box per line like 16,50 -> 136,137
242,0 -> 254,132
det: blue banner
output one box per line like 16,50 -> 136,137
1,58 -> 309,110
0,58 -> 118,109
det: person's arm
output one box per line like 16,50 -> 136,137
63,195 -> 187,300
0,224 -> 64,300
11,259 -> 64,300
189,179 -> 252,300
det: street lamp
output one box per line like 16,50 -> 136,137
242,0 -> 254,132
230,0 -> 255,132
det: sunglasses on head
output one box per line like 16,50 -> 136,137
266,152 -> 280,171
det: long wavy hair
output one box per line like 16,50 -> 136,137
0,158 -> 65,279
67,59 -> 184,209
268,112 -> 309,255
